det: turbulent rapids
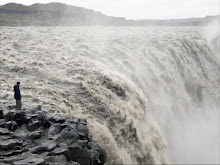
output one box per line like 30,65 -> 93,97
0,26 -> 219,164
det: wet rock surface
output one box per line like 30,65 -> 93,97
0,106 -> 107,165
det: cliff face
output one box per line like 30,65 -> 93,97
0,3 -> 219,26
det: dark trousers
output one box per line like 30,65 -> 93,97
16,100 -> 21,110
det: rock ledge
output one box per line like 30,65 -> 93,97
0,106 -> 107,165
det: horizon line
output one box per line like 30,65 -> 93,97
0,2 -> 219,21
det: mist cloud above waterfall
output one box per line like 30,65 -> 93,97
202,19 -> 220,55
0,0 -> 219,19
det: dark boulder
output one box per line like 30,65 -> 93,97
14,111 -> 26,120
3,110 -> 14,122
5,121 -> 19,131
51,147 -> 72,160
45,155 -> 67,165
41,141 -> 57,151
28,131 -> 41,139
12,129 -> 28,140
30,146 -> 47,154
11,121 -> 19,131
77,124 -> 89,138
4,121 -> 12,130
48,116 -> 66,124
61,129 -> 79,144
0,127 -> 10,135
0,139 -> 22,150
67,118 -> 79,124
68,142 -> 91,165
3,149 -> 23,157
0,119 -> 5,128
79,119 -> 87,125
37,113 -> 51,128
13,110 -> 28,126
49,123 -> 62,135
15,116 -> 29,126
88,142 -> 99,150
30,141 -> 57,154
99,147 -> 108,165
13,153 -> 45,165
0,109 -> 3,119
26,119 -> 41,132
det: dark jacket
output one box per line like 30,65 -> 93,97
14,85 -> 21,100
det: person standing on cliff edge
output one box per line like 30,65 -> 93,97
14,82 -> 21,110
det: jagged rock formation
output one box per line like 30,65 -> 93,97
0,106 -> 107,165
0,3 -> 219,26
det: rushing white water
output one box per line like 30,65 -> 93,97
0,26 -> 219,164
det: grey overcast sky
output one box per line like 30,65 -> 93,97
0,0 -> 219,19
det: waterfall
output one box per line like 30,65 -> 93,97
0,26 -> 219,164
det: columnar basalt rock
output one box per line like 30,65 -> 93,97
0,106 -> 107,165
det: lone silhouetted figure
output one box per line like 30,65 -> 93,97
14,82 -> 21,110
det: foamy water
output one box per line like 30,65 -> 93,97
0,26 -> 219,164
